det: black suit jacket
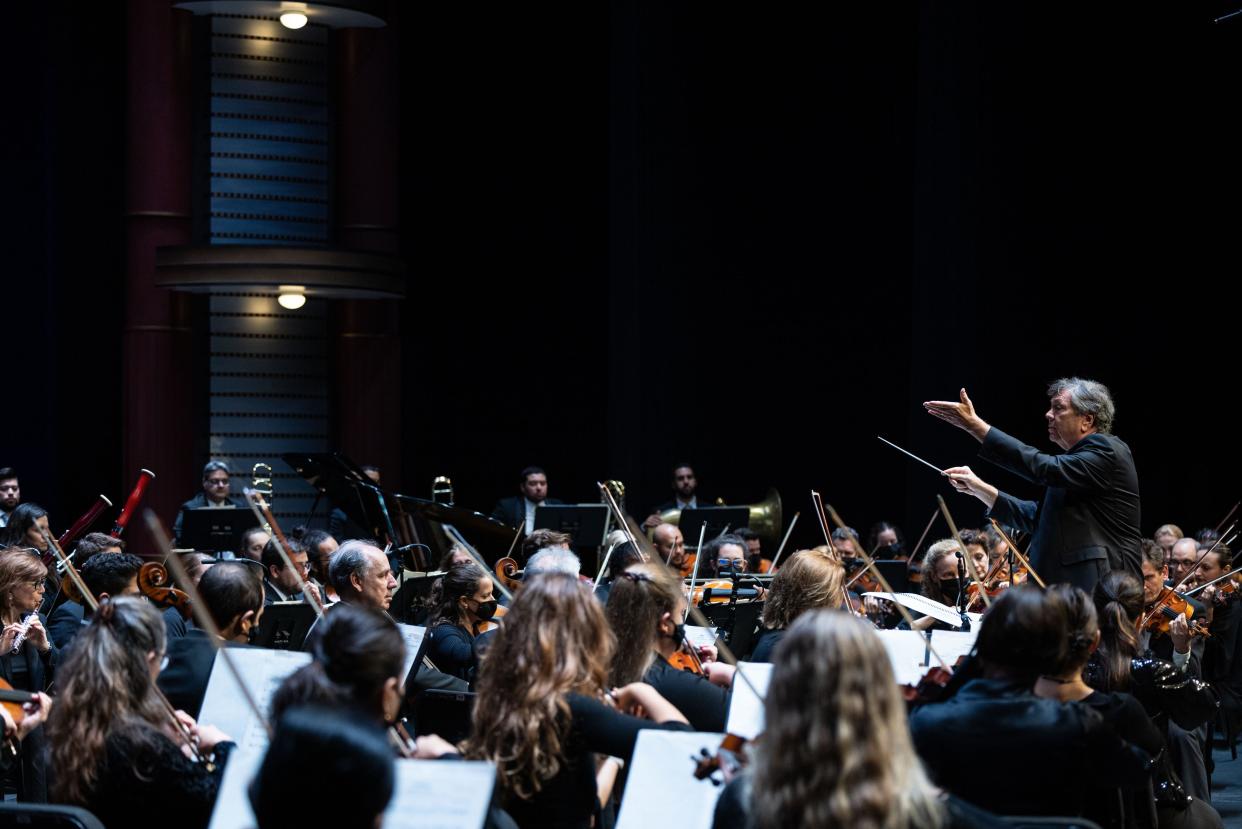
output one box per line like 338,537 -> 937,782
982,427 -> 1141,592
489,496 -> 566,530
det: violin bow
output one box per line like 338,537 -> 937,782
1214,502 -> 1241,539
809,492 -> 855,613
935,497 -> 992,609
243,489 -> 325,618
40,526 -> 206,764
144,511 -> 273,741
766,512 -> 799,572
907,508 -> 940,562
986,519 -> 1046,589
686,522 -> 707,615
820,500 -> 948,670
1147,522 -> 1239,628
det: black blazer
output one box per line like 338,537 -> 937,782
981,427 -> 1141,592
489,496 -> 565,530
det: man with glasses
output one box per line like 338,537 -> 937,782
172,460 -> 246,546
260,537 -> 322,607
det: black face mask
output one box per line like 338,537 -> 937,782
669,622 -> 686,648
474,599 -> 498,620
939,579 -> 962,604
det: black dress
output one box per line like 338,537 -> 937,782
748,629 -> 783,663
499,693 -> 692,829
0,617 -> 56,802
643,653 -> 731,732
83,724 -> 234,829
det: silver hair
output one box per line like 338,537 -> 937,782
525,547 -> 581,577
1048,377 -> 1115,434
201,459 -> 230,479
329,539 -> 381,595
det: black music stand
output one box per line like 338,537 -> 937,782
180,508 -> 253,554
253,602 -> 317,651
873,559 -> 910,594
700,599 -> 764,659
533,504 -> 610,548
679,507 -> 750,546
391,571 -> 445,626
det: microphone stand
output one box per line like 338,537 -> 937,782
955,552 -> 971,632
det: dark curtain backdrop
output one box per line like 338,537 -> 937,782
4,2 -> 1236,552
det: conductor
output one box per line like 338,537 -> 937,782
925,377 -> 1140,593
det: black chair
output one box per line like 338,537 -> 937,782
1002,818 -> 1105,829
0,803 -> 105,829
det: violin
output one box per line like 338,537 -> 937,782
0,677 -> 40,753
1143,587 -> 1210,639
137,561 -> 193,621
676,552 -> 698,580
692,733 -> 747,786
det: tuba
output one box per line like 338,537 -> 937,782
656,488 -> 783,547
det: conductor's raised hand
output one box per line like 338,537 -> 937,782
923,388 -> 990,442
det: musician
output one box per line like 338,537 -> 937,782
643,463 -> 705,529
1138,541 -> 1199,671
250,706 -> 395,829
0,547 -> 55,801
734,527 -> 764,572
300,527 -> 339,602
906,539 -> 966,633
594,539 -> 645,605
237,526 -> 270,562
527,546 -> 583,579
172,460 -> 247,546
522,528 -> 572,561
260,537 -> 321,607
47,597 -> 234,829
426,561 -> 496,682
606,564 -> 733,732
157,562 -> 264,718
490,466 -> 565,535
1168,538 -> 1202,591
652,523 -> 690,574
1197,545 -> 1242,756
464,572 -> 691,829
704,534 -> 748,578
48,552 -> 142,648
1083,571 -> 1222,826
328,540 -> 396,612
909,586 -> 1150,818
0,467 -> 19,528
831,526 -> 860,556
713,611 -> 1003,829
1155,524 -> 1185,565
928,377 -> 1141,593
868,520 -> 905,557
0,503 -> 50,553
74,531 -> 124,563
750,550 -> 843,662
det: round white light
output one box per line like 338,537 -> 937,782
277,289 -> 307,310
280,12 -> 308,29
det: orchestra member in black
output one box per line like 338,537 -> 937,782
237,526 -> 270,563
48,552 -> 142,649
47,597 -> 234,829
605,564 -> 733,732
1084,571 -> 1220,821
260,536 -> 321,607
904,539 -> 966,633
909,585 -> 1150,818
643,463 -> 706,529
1196,545 -> 1242,747
712,610 -> 1005,829
750,550 -> 843,662
868,520 -> 905,558
0,467 -> 20,528
299,527 -> 339,603
158,562 -> 264,718
172,460 -> 246,546
463,572 -> 691,829
491,466 -> 564,535
593,540 -> 644,605
1037,582 -> 1222,829
928,377 -> 1141,593
0,547 -> 56,801
425,561 -> 496,683
1137,541 -> 1199,673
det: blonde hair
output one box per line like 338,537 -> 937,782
1154,524 -> 1183,542
761,550 -> 843,630
754,611 -> 945,829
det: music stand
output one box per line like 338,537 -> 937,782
391,571 -> 445,627
180,508 -> 253,554
534,504 -> 610,548
679,507 -> 749,547
252,602 -> 317,651
873,559 -> 910,594
700,599 -> 764,659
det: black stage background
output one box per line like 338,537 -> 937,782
5,2 -> 1237,551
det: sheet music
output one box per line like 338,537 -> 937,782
198,648 -> 312,752
396,623 -> 427,680
875,629 -> 978,685
615,730 -> 726,829
862,591 -> 966,627
684,625 -> 718,650
208,748 -> 496,829
724,661 -> 773,741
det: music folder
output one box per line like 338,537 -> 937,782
179,507 -> 252,554
252,601 -> 317,651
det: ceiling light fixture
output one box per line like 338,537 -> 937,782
277,286 -> 307,309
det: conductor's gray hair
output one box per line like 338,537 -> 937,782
525,547 -> 581,577
329,540 -> 381,595
1048,377 -> 1115,435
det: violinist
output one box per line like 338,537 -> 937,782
712,611 -> 1004,829
0,547 -> 55,801
260,537 -> 321,607
605,564 -> 733,732
1168,538 -> 1202,593
157,562 -> 265,718
48,552 -> 142,648
1138,542 -> 1200,671
593,540 -> 644,605
436,542 -> 475,571
464,572 -> 691,829
425,561 -> 496,683
299,528 -> 339,604
734,528 -> 764,573
1197,544 -> 1242,757
868,520 -> 905,558
830,525 -> 860,556
1082,572 -> 1221,825
750,550 -> 843,662
47,597 -> 234,829
652,523 -> 691,577
237,526 -> 270,563
1155,524 -> 1185,565
907,539 -> 966,632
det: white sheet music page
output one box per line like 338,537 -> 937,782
684,625 -> 719,650
395,623 -> 427,680
615,730 -> 726,829
197,648 -> 312,753
723,661 -> 774,741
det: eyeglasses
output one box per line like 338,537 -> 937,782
206,479 -> 230,487
716,559 -> 746,572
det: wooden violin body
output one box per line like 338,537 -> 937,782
138,561 -> 193,621
1144,587 -> 1210,639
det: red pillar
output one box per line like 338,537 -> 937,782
123,0 -> 195,553
334,25 -> 403,487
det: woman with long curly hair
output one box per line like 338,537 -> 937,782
464,572 -> 690,829
605,563 -> 733,731
46,597 -> 233,829
713,610 -> 1001,829
749,549 -> 843,662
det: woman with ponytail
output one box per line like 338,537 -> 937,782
425,561 -> 497,683
47,597 -> 234,829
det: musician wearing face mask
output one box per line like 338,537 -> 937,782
909,540 -> 968,633
0,547 -> 55,801
157,563 -> 265,718
426,562 -> 497,683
